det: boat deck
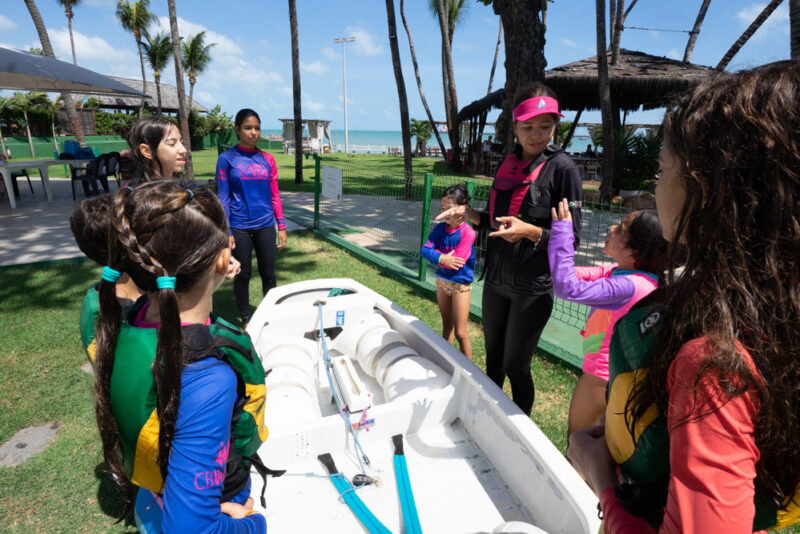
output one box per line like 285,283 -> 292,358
254,420 -> 532,534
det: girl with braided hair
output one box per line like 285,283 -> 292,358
93,181 -> 267,532
568,60 -> 800,532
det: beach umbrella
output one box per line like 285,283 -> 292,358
0,45 -> 145,96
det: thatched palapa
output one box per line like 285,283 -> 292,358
69,75 -> 207,113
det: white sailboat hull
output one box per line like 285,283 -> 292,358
247,279 -> 599,534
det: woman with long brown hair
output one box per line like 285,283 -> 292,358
568,60 -> 800,532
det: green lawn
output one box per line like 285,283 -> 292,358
0,231 -> 576,533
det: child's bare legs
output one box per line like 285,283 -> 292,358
436,286 -> 455,343
567,373 -> 608,437
452,289 -> 472,360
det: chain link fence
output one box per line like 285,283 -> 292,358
313,155 -> 630,362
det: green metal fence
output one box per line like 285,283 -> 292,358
311,154 -> 629,368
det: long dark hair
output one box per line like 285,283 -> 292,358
624,210 -> 668,277
126,116 -> 181,182
628,60 -> 800,504
93,181 -> 229,518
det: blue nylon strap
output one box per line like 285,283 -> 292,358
328,473 -> 391,534
393,439 -> 423,534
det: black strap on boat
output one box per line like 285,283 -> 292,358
245,452 -> 285,508
317,453 -> 391,534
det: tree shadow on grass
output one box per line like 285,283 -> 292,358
0,260 -> 98,313
93,463 -> 137,532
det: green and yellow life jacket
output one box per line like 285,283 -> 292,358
105,298 -> 268,499
79,284 -> 100,363
605,293 -> 800,531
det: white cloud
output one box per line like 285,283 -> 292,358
195,91 -> 215,104
344,26 -> 383,56
322,47 -> 338,60
47,27 -> 135,63
305,100 -> 324,112
84,0 -> 115,6
279,86 -> 293,97
149,16 -> 283,98
301,61 -> 329,74
666,48 -> 681,60
736,3 -> 789,41
562,38 -> 577,48
0,15 -> 18,31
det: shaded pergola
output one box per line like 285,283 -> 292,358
458,49 -> 718,157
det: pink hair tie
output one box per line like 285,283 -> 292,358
513,96 -> 564,121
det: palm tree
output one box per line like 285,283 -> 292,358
10,92 -> 50,158
116,0 -> 156,118
56,0 -> 82,65
386,0 -> 413,195
0,97 -> 11,159
683,0 -> 712,62
430,0 -> 467,168
166,0 -> 193,178
24,0 -> 85,144
288,0 -> 303,184
42,96 -> 62,156
181,32 -> 215,110
792,0 -> 800,58
434,0 -> 461,170
717,0 -> 785,70
488,0 -> 546,152
409,119 -> 433,157
399,0 -> 447,157
143,32 -> 172,115
596,0 -> 614,200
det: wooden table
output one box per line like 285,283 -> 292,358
0,158 -> 92,209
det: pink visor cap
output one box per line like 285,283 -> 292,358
513,96 -> 564,121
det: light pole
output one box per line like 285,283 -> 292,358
333,36 -> 355,153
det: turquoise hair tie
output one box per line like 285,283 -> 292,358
186,189 -> 194,200
156,276 -> 176,290
101,266 -> 122,283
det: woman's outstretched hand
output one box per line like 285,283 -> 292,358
551,198 -> 573,222
566,423 -> 617,496
277,229 -> 288,250
489,216 -> 540,243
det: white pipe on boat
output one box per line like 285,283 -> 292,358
355,326 -> 406,376
261,342 -> 320,424
374,344 -> 419,386
330,312 -> 389,357
382,355 -> 450,402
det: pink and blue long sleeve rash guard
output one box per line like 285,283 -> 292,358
421,221 -> 476,284
216,145 -> 286,233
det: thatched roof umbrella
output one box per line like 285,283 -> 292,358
458,49 -> 717,147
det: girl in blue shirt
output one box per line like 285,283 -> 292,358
421,184 -> 476,359
216,109 -> 286,328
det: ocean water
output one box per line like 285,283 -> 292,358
261,128 -> 593,155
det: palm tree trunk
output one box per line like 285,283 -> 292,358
610,0 -> 625,64
436,0 -> 460,170
51,121 -> 59,155
597,0 -> 614,200
399,0 -> 447,156
683,0 -> 712,62
136,32 -> 147,118
67,13 -> 77,65
24,0 -> 85,144
167,0 -> 193,178
487,21 -> 503,95
385,0 -> 413,197
492,0 -> 547,153
188,75 -> 195,112
23,112 -> 35,158
717,0 -> 785,70
288,0 -> 303,184
790,0 -> 800,58
155,72 -> 162,115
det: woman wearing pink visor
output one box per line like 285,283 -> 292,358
438,82 -> 582,415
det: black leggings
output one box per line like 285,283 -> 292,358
482,280 -> 553,415
231,226 -> 277,323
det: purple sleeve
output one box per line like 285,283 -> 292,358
162,361 -> 266,533
215,152 -> 233,237
452,223 -> 475,261
548,220 -> 636,309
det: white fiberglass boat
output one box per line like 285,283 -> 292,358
246,279 -> 599,534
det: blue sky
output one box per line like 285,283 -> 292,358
0,0 -> 791,131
